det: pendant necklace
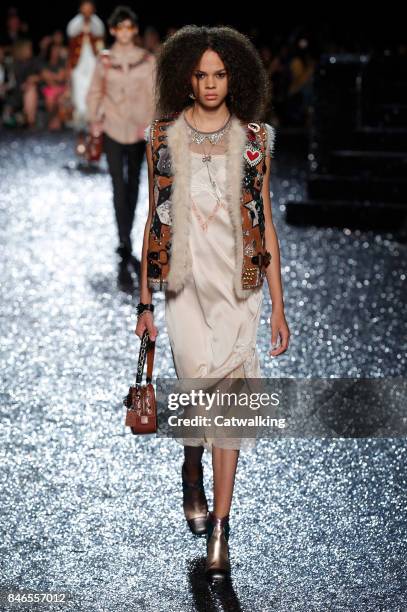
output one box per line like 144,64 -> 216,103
186,109 -> 231,230
189,109 -> 231,202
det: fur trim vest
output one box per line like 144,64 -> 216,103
145,111 -> 276,300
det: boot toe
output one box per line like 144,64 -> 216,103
187,515 -> 208,535
205,567 -> 231,582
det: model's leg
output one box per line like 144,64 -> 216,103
183,444 -> 204,482
117,140 -> 146,275
126,140 -> 146,234
103,133 -> 128,248
212,447 -> 240,518
205,446 -> 238,580
182,444 -> 208,536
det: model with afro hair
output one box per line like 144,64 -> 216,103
135,24 -> 290,582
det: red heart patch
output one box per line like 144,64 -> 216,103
247,150 -> 260,162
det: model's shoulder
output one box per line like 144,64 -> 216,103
154,112 -> 181,128
144,112 -> 182,142
245,120 -> 276,157
144,115 -> 173,141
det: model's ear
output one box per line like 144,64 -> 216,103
109,27 -> 116,38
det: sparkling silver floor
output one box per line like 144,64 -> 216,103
0,131 -> 406,611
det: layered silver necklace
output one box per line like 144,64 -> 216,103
183,110 -> 232,156
184,109 -> 231,208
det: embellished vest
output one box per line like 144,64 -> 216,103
147,111 -> 275,300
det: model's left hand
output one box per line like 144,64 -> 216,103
269,309 -> 290,356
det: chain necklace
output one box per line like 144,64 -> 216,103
184,108 -> 232,152
195,126 -> 217,164
185,108 -> 231,230
186,108 -> 230,201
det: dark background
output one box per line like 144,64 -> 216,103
1,3 -> 406,53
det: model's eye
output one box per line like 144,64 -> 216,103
217,73 -> 227,78
195,72 -> 205,79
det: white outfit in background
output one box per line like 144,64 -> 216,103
66,14 -> 105,128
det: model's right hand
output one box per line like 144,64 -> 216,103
89,121 -> 103,137
134,312 -> 158,341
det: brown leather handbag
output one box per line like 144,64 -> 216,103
84,131 -> 104,162
123,329 -> 157,435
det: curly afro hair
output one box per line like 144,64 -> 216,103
155,25 -> 271,123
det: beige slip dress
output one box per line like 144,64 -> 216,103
164,111 -> 264,452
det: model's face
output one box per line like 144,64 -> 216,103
191,49 -> 228,109
80,2 -> 94,18
110,19 -> 138,45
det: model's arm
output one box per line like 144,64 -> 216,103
86,59 -> 104,132
262,143 -> 290,356
135,138 -> 159,341
140,140 -> 154,305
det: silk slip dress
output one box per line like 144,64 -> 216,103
164,111 -> 264,452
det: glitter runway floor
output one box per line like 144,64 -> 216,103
0,130 -> 406,611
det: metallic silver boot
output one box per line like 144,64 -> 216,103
182,462 -> 208,535
205,511 -> 231,580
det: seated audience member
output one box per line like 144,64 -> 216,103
41,42 -> 67,130
7,39 -> 42,128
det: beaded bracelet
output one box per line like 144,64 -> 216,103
137,302 -> 155,318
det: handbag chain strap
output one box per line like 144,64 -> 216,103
135,329 -> 156,387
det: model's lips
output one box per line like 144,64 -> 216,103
205,94 -> 218,99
